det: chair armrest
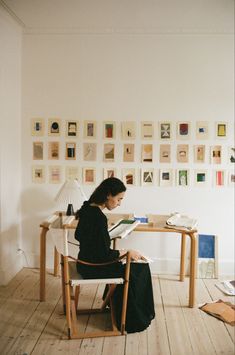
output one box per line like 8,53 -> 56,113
68,252 -> 130,267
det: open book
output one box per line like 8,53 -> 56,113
165,213 -> 198,230
215,280 -> 235,296
108,219 -> 140,239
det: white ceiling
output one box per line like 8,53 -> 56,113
1,0 -> 234,33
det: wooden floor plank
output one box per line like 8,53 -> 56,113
195,277 -> 234,355
125,331 -> 148,355
175,277 -> 217,354
78,284 -> 105,355
1,268 -> 234,355
203,278 -> 235,343
8,275 -> 61,355
159,275 -> 194,355
0,270 -> 41,354
147,276 -> 170,355
31,284 -> 99,355
102,335 -> 125,355
0,267 -> 33,300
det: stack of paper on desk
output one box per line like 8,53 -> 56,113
109,219 -> 140,239
166,213 -> 198,230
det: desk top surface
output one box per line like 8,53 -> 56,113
40,213 -> 197,235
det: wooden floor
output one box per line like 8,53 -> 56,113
0,268 -> 234,355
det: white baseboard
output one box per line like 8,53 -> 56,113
0,254 -> 23,285
20,253 -> 235,278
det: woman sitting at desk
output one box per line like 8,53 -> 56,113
75,177 -> 155,333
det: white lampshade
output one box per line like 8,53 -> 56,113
55,179 -> 87,215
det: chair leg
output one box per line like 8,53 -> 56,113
109,294 -> 118,331
120,253 -> 131,334
70,285 -> 79,337
101,284 -> 117,311
63,256 -> 73,339
74,285 -> 80,310
60,255 -> 66,314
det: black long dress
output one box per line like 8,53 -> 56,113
75,201 -> 155,333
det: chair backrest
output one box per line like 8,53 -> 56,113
49,215 -> 75,256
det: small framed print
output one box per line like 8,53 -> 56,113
210,145 -> 222,164
48,141 -> 59,160
197,234 -> 218,279
228,171 -> 235,186
228,146 -> 235,163
141,121 -> 154,139
177,169 -> 189,187
121,122 -> 136,140
103,121 -> 116,139
49,165 -> 62,184
65,142 -> 76,160
196,121 -> 209,140
84,120 -> 97,139
141,144 -> 153,163
159,144 -> 171,163
31,118 -> 44,136
194,145 -> 205,163
159,169 -> 174,187
83,168 -> 96,184
103,168 -> 117,179
177,144 -> 189,163
65,166 -> 79,180
48,118 -> 61,136
123,144 -> 135,162
159,122 -> 171,140
32,165 -> 45,183
141,169 -> 154,186
33,142 -> 43,160
214,170 -> 226,187
66,120 -> 78,137
83,143 -> 97,161
194,170 -> 208,186
176,121 -> 191,140
122,168 -> 136,186
215,122 -> 227,138
103,144 -> 115,162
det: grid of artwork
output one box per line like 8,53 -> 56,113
31,118 -> 234,186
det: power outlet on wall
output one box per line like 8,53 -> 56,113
16,246 -> 23,255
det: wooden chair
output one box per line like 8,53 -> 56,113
49,215 -> 131,339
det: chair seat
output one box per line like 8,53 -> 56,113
69,261 -> 124,286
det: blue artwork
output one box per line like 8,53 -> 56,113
198,234 -> 215,258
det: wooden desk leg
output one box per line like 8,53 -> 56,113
188,232 -> 197,308
180,232 -> 186,282
40,227 -> 48,302
54,247 -> 60,276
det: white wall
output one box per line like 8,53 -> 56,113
22,1 -> 234,273
21,1 -> 234,276
0,5 -> 22,284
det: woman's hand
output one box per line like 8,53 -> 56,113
129,249 -> 147,261
119,249 -> 147,261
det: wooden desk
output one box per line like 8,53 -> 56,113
39,214 -> 197,307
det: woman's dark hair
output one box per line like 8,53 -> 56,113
88,177 -> 126,204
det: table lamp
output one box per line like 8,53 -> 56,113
55,179 -> 87,215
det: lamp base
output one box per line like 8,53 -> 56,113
66,204 -> 74,216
